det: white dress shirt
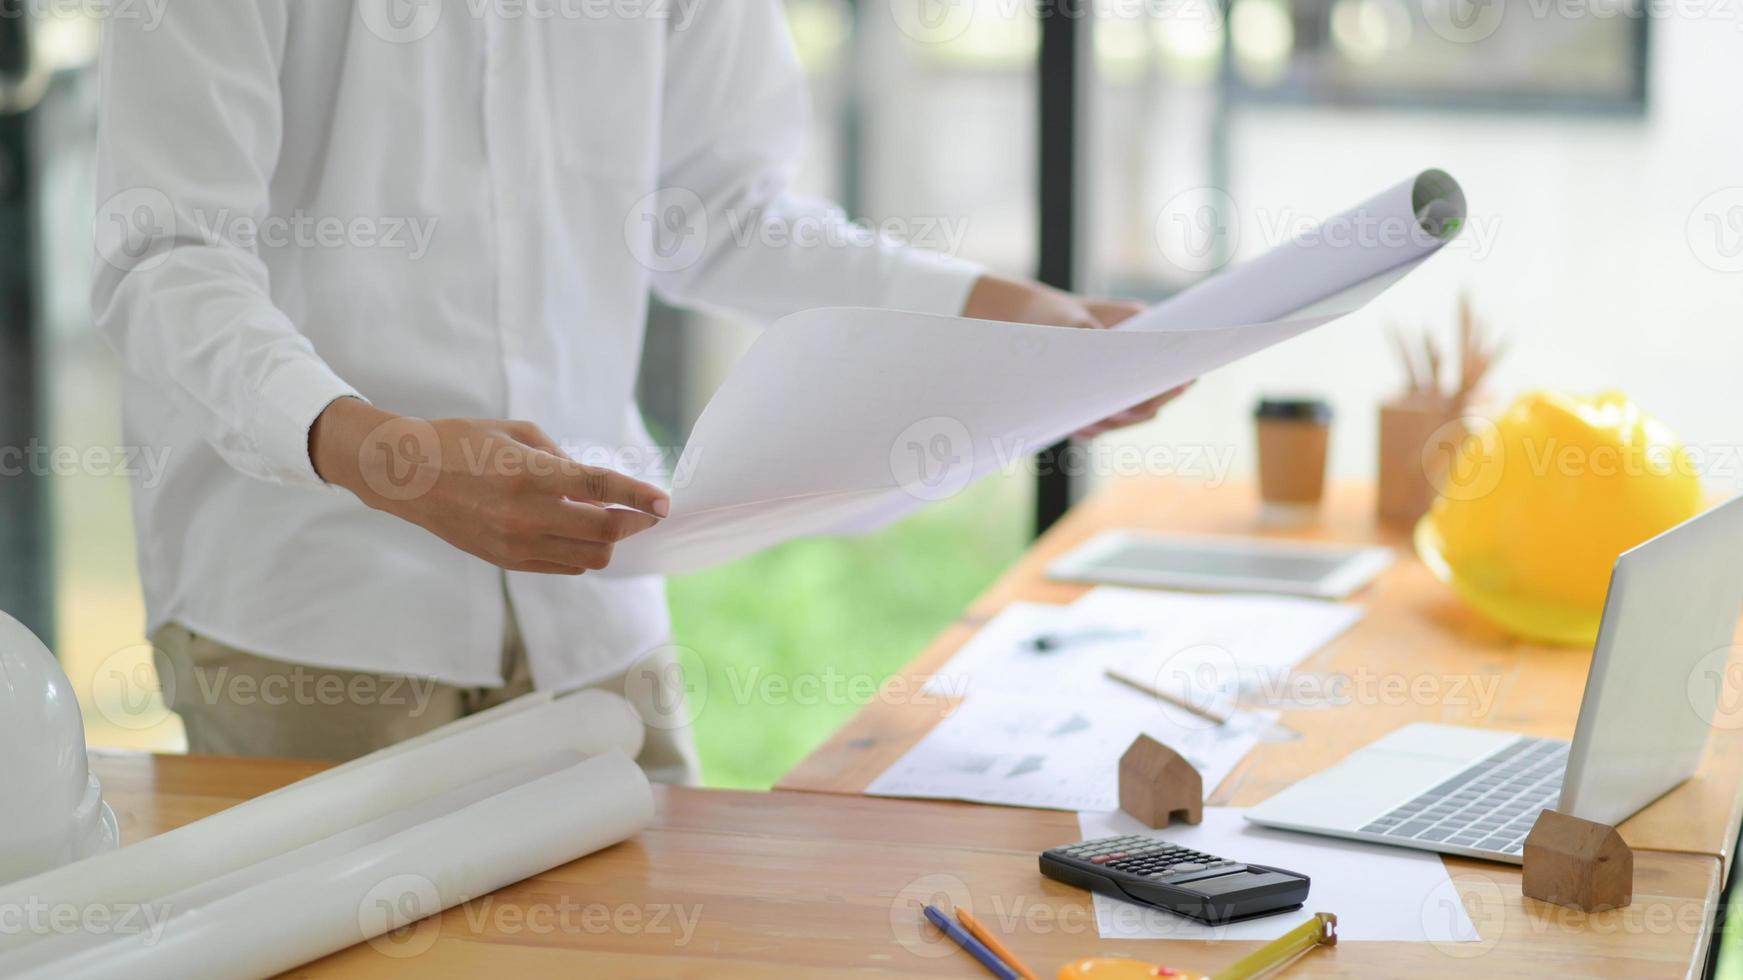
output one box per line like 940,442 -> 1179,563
92,0 -> 981,688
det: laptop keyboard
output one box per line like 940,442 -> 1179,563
1357,737 -> 1569,856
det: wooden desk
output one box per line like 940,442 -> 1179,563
779,477 -> 1743,973
91,750 -> 1720,978
83,478 -> 1743,977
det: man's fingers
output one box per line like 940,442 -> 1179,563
1084,299 -> 1145,329
533,457 -> 670,516
527,498 -> 661,545
524,537 -> 617,571
511,560 -> 588,576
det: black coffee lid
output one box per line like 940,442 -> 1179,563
1256,397 -> 1333,423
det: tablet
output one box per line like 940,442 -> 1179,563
1047,530 -> 1393,599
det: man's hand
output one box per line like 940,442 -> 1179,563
310,399 -> 669,575
961,274 -> 1193,436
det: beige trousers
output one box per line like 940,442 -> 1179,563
151,614 -> 700,785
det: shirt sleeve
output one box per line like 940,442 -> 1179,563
91,0 -> 361,488
646,0 -> 983,325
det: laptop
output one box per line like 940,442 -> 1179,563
1246,494 -> 1743,863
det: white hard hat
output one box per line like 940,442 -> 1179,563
0,611 -> 119,885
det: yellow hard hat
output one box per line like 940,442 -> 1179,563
1415,391 -> 1705,646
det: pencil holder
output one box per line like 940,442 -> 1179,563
1376,397 -> 1462,530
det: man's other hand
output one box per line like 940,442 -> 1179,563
961,274 -> 1193,437
310,399 -> 669,575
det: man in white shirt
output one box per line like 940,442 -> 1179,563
93,0 -> 1181,778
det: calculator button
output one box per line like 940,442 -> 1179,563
1169,863 -> 1205,873
1089,855 -> 1114,864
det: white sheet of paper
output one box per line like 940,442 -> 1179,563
918,601 -> 1134,698
922,589 -> 1360,709
1076,808 -> 1479,943
1065,587 -> 1364,716
865,688 -> 1270,811
605,172 -> 1466,576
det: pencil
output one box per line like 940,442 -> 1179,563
954,907 -> 1039,980
1210,912 -> 1337,980
922,904 -> 1018,980
1105,666 -> 1232,726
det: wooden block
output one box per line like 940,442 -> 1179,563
1118,735 -> 1203,828
1522,809 -> 1633,912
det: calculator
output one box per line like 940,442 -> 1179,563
1039,834 -> 1310,924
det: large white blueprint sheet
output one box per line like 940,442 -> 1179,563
609,171 -> 1466,576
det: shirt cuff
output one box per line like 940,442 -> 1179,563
253,356 -> 365,488
879,247 -> 984,317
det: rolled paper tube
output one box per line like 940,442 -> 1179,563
1123,169 -> 1466,333
7,751 -> 657,980
284,688 -> 560,789
0,688 -> 644,955
0,752 -> 588,971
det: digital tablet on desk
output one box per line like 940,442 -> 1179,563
1047,530 -> 1393,599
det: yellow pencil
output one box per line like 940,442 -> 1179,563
1209,912 -> 1338,980
954,907 -> 1039,980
